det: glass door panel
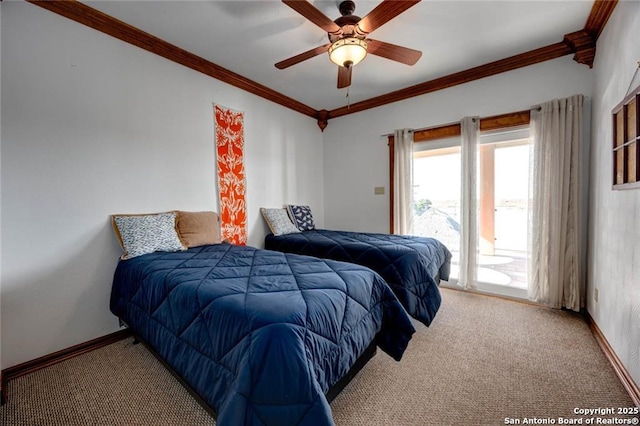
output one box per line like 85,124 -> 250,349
413,133 -> 530,299
413,146 -> 461,283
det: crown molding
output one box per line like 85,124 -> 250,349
328,42 -> 572,119
29,0 -> 317,119
29,0 -> 618,129
585,0 -> 619,39
327,0 -> 617,120
563,30 -> 597,69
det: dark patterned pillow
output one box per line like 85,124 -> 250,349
286,205 -> 316,231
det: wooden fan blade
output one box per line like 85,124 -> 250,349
366,39 -> 422,65
356,0 -> 421,35
282,0 -> 341,34
275,44 -> 331,69
337,65 -> 352,88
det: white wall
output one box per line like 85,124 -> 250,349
588,0 -> 640,387
1,2 -> 323,369
322,56 -> 593,232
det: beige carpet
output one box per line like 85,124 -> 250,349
1,288 -> 636,425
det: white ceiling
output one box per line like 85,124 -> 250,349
87,0 -> 594,111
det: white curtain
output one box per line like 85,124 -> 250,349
393,128 -> 414,235
458,117 -> 480,290
528,95 -> 584,311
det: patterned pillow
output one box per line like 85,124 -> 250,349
112,212 -> 186,260
287,205 -> 316,231
260,208 -> 301,236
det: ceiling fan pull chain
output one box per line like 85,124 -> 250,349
346,87 -> 351,109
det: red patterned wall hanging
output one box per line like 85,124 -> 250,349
214,104 -> 247,245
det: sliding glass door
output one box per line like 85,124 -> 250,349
412,128 -> 530,298
413,141 -> 462,282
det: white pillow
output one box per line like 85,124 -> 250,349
112,212 -> 186,260
260,208 -> 301,236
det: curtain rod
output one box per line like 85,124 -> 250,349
381,106 -> 542,138
381,121 -> 457,138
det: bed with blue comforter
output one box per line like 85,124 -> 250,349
265,230 -> 452,327
110,243 -> 415,426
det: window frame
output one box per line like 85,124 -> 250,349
612,85 -> 640,190
388,109 -> 531,233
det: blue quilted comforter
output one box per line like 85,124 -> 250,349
110,243 -> 415,426
265,230 -> 452,327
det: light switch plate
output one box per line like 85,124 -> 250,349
374,186 -> 385,195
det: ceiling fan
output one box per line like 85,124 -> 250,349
275,0 -> 422,89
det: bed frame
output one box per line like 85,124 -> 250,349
130,327 -> 378,419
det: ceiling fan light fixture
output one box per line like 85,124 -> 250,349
328,37 -> 367,68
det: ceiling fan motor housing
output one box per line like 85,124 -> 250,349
329,1 -> 364,43
339,0 -> 356,16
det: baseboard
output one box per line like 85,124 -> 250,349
0,328 -> 132,403
585,312 -> 640,407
